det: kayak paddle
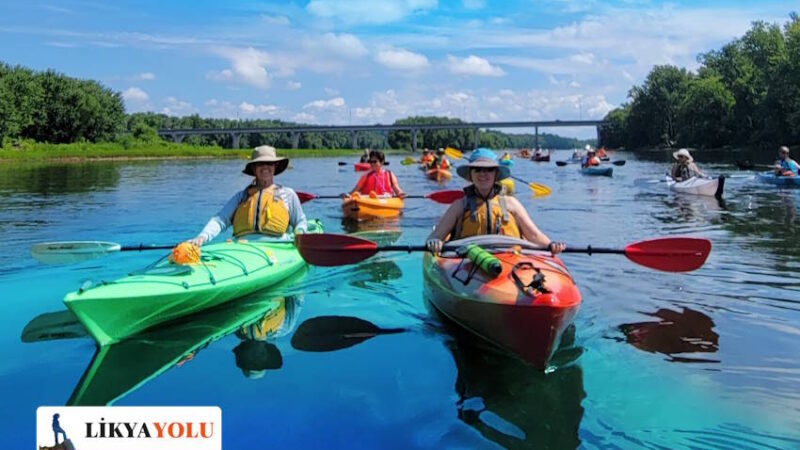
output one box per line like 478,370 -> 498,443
555,161 -> 568,167
31,241 -> 175,264
445,147 -> 463,160
612,160 -> 626,166
296,189 -> 465,205
401,157 -> 417,165
21,310 -> 88,343
291,316 -> 405,352
509,175 -> 552,196
295,233 -> 711,272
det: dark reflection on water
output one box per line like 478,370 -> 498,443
439,315 -> 584,449
618,307 -> 719,363
0,162 -> 121,195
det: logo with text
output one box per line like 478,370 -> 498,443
36,407 -> 221,450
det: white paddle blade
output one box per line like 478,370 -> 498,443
31,241 -> 121,264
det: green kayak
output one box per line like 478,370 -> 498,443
64,220 -> 321,346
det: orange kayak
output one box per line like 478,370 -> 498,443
423,236 -> 581,369
341,192 -> 404,221
426,168 -> 452,182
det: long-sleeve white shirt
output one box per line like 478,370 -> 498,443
194,184 -> 307,244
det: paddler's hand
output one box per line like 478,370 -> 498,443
188,236 -> 206,247
548,241 -> 566,255
426,238 -> 443,255
397,192 -> 407,199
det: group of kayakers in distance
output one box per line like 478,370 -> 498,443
668,145 -> 798,183
418,148 -> 451,170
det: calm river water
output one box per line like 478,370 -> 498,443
1,151 -> 799,449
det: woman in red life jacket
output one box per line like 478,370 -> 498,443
348,150 -> 406,197
581,148 -> 601,168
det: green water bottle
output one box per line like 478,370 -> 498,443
464,244 -> 502,277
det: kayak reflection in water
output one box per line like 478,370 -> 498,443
619,307 -> 719,363
188,145 -> 308,247
425,148 -> 565,255
774,145 -> 800,177
670,148 -> 707,182
233,295 -> 303,379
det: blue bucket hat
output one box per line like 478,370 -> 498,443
456,148 -> 510,181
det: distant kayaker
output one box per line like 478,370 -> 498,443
670,148 -> 706,182
774,146 -> 799,177
420,149 -> 435,166
425,148 -> 565,255
359,148 -> 370,163
431,148 -> 450,170
581,148 -> 601,168
348,150 -> 406,197
188,145 -> 308,246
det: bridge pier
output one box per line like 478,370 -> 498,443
172,134 -> 185,144
351,131 -> 358,149
230,133 -> 241,149
473,128 -> 479,149
411,129 -> 418,152
534,126 -> 539,150
596,125 -> 601,147
291,132 -> 300,149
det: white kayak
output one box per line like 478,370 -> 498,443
666,175 -> 725,198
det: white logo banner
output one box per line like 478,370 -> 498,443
36,406 -> 221,450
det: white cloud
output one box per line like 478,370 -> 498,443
354,107 -> 387,120
239,102 -> 279,115
161,97 -> 194,116
324,87 -> 340,96
261,15 -> 290,26
569,52 -> 595,65
303,97 -> 346,110
315,33 -> 368,58
306,0 -> 438,24
287,80 -> 302,90
122,87 -> 149,102
205,99 -> 218,106
136,72 -> 156,80
209,47 -> 271,89
293,112 -> 316,123
375,48 -> 429,71
446,55 -> 504,77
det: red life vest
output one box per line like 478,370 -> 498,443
358,169 -> 393,195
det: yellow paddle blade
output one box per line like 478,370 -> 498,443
528,182 -> 552,197
401,157 -> 416,165
445,147 -> 463,160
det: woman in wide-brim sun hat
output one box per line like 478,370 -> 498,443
670,148 -> 706,182
426,148 -> 565,256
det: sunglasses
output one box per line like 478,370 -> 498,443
254,161 -> 277,167
471,167 -> 497,173
368,160 -> 380,164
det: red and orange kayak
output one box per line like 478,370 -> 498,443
341,192 -> 404,221
423,236 -> 581,369
426,168 -> 452,182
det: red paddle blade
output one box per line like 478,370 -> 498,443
295,233 -> 379,266
425,190 -> 464,204
296,192 -> 315,203
625,237 -> 711,272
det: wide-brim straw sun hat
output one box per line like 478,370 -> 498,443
672,148 -> 694,162
243,145 -> 289,176
456,148 -> 510,181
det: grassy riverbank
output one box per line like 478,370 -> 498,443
0,140 -> 410,162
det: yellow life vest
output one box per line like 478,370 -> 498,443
454,185 -> 521,239
232,185 -> 290,237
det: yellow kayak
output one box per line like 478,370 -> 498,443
342,192 -> 404,221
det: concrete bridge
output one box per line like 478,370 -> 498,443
157,120 -> 607,151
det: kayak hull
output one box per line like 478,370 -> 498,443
531,154 -> 550,162
354,162 -> 371,171
64,222 -> 322,346
758,172 -> 800,186
580,166 -> 613,177
342,193 -> 404,220
423,238 -> 581,369
667,175 -> 725,197
426,168 -> 452,182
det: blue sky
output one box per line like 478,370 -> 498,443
0,0 -> 794,137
